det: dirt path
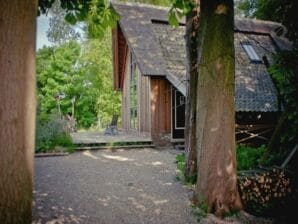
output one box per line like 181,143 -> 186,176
33,148 -> 197,224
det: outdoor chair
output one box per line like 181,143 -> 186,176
104,115 -> 119,135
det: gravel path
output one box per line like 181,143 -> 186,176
33,148 -> 197,224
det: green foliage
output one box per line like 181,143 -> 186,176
191,202 -> 208,222
36,41 -> 97,128
80,31 -> 121,128
168,0 -> 195,27
36,30 -> 121,129
38,0 -> 119,39
36,112 -> 74,152
87,1 -> 119,38
269,51 -> 298,147
46,0 -> 81,45
223,209 -> 240,218
175,153 -> 186,181
236,145 -> 266,170
175,153 -> 197,185
237,145 -> 284,169
236,0 -> 298,44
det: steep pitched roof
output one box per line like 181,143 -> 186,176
112,1 -> 291,112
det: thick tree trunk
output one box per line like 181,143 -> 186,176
0,1 -> 37,223
193,0 -> 242,216
184,0 -> 200,181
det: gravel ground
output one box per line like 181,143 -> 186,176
32,148 -> 197,224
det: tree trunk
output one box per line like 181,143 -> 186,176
193,0 -> 242,216
184,0 -> 200,181
0,1 -> 37,223
261,107 -> 289,164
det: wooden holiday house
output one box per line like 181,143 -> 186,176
111,1 -> 291,145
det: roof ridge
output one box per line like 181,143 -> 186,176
235,16 -> 282,27
112,1 -> 283,28
110,0 -> 170,11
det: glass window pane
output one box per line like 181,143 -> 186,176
242,43 -> 261,62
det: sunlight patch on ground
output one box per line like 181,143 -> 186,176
128,197 -> 146,211
97,196 -> 111,207
153,199 -> 168,205
140,193 -> 168,205
101,153 -> 134,162
152,161 -> 163,166
162,182 -> 173,186
83,150 -> 99,160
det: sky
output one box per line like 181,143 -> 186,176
36,15 -> 51,50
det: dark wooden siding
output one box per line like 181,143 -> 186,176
150,77 -> 171,135
112,24 -> 127,90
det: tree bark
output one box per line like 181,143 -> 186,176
0,1 -> 37,223
193,0 -> 242,216
184,0 -> 200,181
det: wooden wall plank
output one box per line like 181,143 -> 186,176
139,75 -> 151,133
150,77 -> 171,135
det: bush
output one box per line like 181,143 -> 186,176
236,145 -> 266,171
36,112 -> 74,153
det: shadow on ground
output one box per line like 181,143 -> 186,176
32,148 -> 196,224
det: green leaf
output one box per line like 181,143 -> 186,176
64,13 -> 77,25
168,9 -> 179,27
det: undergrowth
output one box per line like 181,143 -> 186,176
236,144 -> 285,170
36,112 -> 74,153
175,153 -> 197,186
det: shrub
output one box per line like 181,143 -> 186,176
36,112 -> 74,153
236,145 -> 266,171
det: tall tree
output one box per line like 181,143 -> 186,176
1,0 -> 118,222
193,0 -> 242,216
79,32 -> 121,127
0,1 -> 37,223
184,0 -> 199,180
170,0 -> 242,216
36,41 -> 99,128
195,0 -> 241,216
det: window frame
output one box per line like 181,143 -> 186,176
174,90 -> 185,130
129,53 -> 138,130
241,42 -> 262,63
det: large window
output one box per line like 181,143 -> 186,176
130,54 -> 138,129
